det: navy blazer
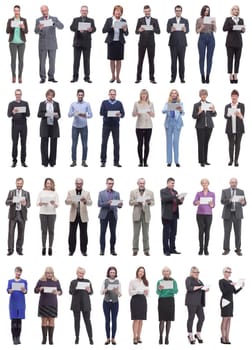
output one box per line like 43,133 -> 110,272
223,17 -> 244,48
135,17 -> 160,45
102,17 -> 128,44
98,189 -> 121,220
192,101 -> 216,128
37,100 -> 61,138
224,102 -> 245,134
167,17 -> 189,46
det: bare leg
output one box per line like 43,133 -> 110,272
132,320 -> 139,341
115,60 -> 121,81
137,320 -> 143,342
110,60 -> 116,80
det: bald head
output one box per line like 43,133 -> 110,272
229,178 -> 238,189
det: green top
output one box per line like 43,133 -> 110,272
11,19 -> 24,44
156,278 -> 178,298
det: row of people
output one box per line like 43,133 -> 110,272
6,4 -> 245,84
7,88 -> 245,168
6,176 -> 246,257
7,265 -> 244,346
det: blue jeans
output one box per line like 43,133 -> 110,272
71,126 -> 88,161
165,124 -> 181,164
198,33 -> 215,76
103,301 -> 119,339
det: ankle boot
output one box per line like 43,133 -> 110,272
201,74 -> 205,83
159,336 -> 163,344
41,326 -> 47,344
205,74 -> 210,83
48,326 -> 54,345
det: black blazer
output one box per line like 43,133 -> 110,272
192,101 -> 217,128
224,102 -> 245,134
160,187 -> 182,220
185,276 -> 205,307
223,17 -> 244,48
167,17 -> 189,46
6,189 -> 31,221
6,17 -> 28,42
135,17 -> 160,45
37,101 -> 61,138
69,278 -> 93,312
70,16 -> 96,48
102,17 -> 128,44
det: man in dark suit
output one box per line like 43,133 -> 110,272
34,5 -> 64,83
160,177 -> 184,255
70,5 -> 96,83
98,178 -> 123,255
167,5 -> 189,83
135,5 -> 160,83
221,178 -> 246,256
5,177 -> 31,255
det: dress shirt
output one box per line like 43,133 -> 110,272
145,16 -> 151,25
129,278 -> 149,296
68,101 -> 92,128
231,188 -> 236,211
112,16 -> 120,41
230,103 -> 238,133
37,190 -> 59,215
16,189 -> 22,211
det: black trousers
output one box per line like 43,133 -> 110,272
68,215 -> 88,254
196,127 -> 212,164
227,46 -> 242,74
12,123 -> 27,163
187,305 -> 205,333
227,133 -> 242,162
100,211 -> 117,252
73,310 -> 92,339
196,214 -> 212,252
136,43 -> 155,81
8,211 -> 25,253
170,45 -> 186,80
136,128 -> 152,163
41,137 -> 58,166
100,125 -> 119,164
72,46 -> 91,80
223,214 -> 241,251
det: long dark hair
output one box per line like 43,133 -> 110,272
200,5 -> 210,17
136,266 -> 148,286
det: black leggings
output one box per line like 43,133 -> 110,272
136,128 -> 152,163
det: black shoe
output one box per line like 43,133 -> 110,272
110,78 -> 115,83
144,251 -> 150,256
200,163 -> 205,167
205,75 -> 209,84
150,79 -> 157,84
180,79 -> 186,83
195,334 -> 203,343
89,339 -> 94,345
48,248 -> 52,256
143,162 -> 148,167
100,251 -> 104,256
228,161 -> 233,166
75,337 -> 79,344
21,162 -> 28,167
42,248 -> 46,256
101,162 -> 106,167
13,336 -> 19,345
114,163 -> 122,167
187,335 -> 195,344
138,162 -> 143,167
82,252 -> 87,256
70,161 -> 76,167
7,251 -> 14,256
116,79 -> 121,83
135,79 -> 141,83
198,250 -> 203,255
69,252 -> 74,256
236,250 -> 242,256
133,251 -> 138,256
205,162 -> 211,165
82,160 -> 88,167
40,79 -> 45,83
170,79 -> 175,83
111,251 -> 117,256
222,250 -> 229,255
220,337 -> 226,344
17,251 -> 23,255
70,79 -> 78,83
105,340 -> 110,345
159,336 -> 163,345
85,78 -> 92,83
167,163 -> 171,167
164,252 -> 170,256
234,162 -> 239,167
201,75 -> 206,83
171,250 -> 181,254
176,163 -> 180,167
204,250 -> 209,255
133,339 -> 138,345
111,339 -> 116,345
11,161 -> 17,168
48,78 -> 58,83
165,336 -> 169,345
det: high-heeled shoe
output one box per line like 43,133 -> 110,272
165,336 -> 169,344
137,338 -> 142,343
195,334 -> 203,343
187,335 -> 195,344
133,338 -> 138,345
159,336 -> 163,344
220,337 -> 226,344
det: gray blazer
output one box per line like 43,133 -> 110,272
98,189 -> 121,220
221,188 -> 246,220
34,15 -> 64,50
6,189 -> 31,221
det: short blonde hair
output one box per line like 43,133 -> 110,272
162,266 -> 172,275
231,5 -> 240,15
200,178 -> 210,185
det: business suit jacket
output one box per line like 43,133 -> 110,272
167,17 -> 189,46
98,189 -> 121,220
223,17 -> 244,48
6,17 -> 28,42
224,102 -> 245,134
185,276 -> 205,307
192,101 -> 217,128
65,189 -> 92,223
160,187 -> 182,220
69,278 -> 93,312
221,188 -> 246,220
102,17 -> 128,44
6,189 -> 31,221
70,16 -> 96,48
129,188 -> 154,223
135,17 -> 160,45
37,100 -> 61,138
34,16 -> 64,50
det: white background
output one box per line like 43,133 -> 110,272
0,0 -> 250,349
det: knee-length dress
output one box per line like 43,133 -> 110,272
219,278 -> 242,317
34,279 -> 62,318
7,278 -> 28,319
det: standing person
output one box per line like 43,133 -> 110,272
100,89 -> 125,167
6,5 -> 28,83
156,267 -> 178,345
196,5 -> 216,83
185,267 -> 209,344
132,89 -> 154,167
5,177 -> 30,256
102,5 -> 128,83
98,177 -> 123,256
160,177 -> 185,256
162,89 -> 184,167
135,5 -> 160,84
7,266 -> 27,345
129,178 -> 154,256
167,5 -> 189,83
69,267 -> 94,345
34,267 -> 62,345
193,178 -> 215,255
224,89 -> 245,166
223,5 -> 245,83
7,89 -> 30,167
65,178 -> 92,256
101,266 -> 121,345
129,267 -> 149,344
34,4 -> 64,83
219,267 -> 244,344
37,178 -> 59,256
37,89 -> 61,167
68,89 -> 93,167
70,5 -> 96,83
221,178 -> 246,256
192,89 -> 217,167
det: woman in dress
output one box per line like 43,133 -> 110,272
219,267 -> 244,344
132,89 -> 155,166
102,5 -> 128,83
7,266 -> 27,345
101,266 -> 121,345
129,266 -> 149,344
193,178 -> 215,255
156,266 -> 178,345
34,266 -> 62,345
196,5 -> 216,83
37,178 -> 59,256
162,89 -> 184,167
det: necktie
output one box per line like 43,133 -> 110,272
231,189 -> 236,211
16,190 -> 21,211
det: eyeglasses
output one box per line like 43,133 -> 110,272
107,182 -> 114,185
192,271 -> 200,273
225,271 -> 232,273
75,183 -> 83,185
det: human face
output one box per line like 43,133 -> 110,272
200,93 -> 207,101
170,90 -> 178,101
77,91 -> 84,102
231,94 -> 238,104
46,270 -> 53,279
224,269 -> 232,279
15,90 -> 22,102
140,92 -> 148,101
138,179 -> 145,191
201,179 -> 209,191
75,179 -> 83,191
114,8 -> 122,19
167,180 -> 175,190
137,268 -> 145,279
109,90 -> 116,100
16,179 -> 23,190
46,93 -> 54,101
14,7 -> 21,18
80,6 -> 88,17
191,269 -> 200,277
162,268 -> 170,279
204,7 -> 210,16
108,269 -> 116,279
77,269 -> 85,279
106,180 -> 114,191
143,7 -> 151,17
15,269 -> 22,279
45,180 -> 53,190
41,5 -> 49,17
175,7 -> 182,17
232,6 -> 239,16
229,178 -> 237,189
